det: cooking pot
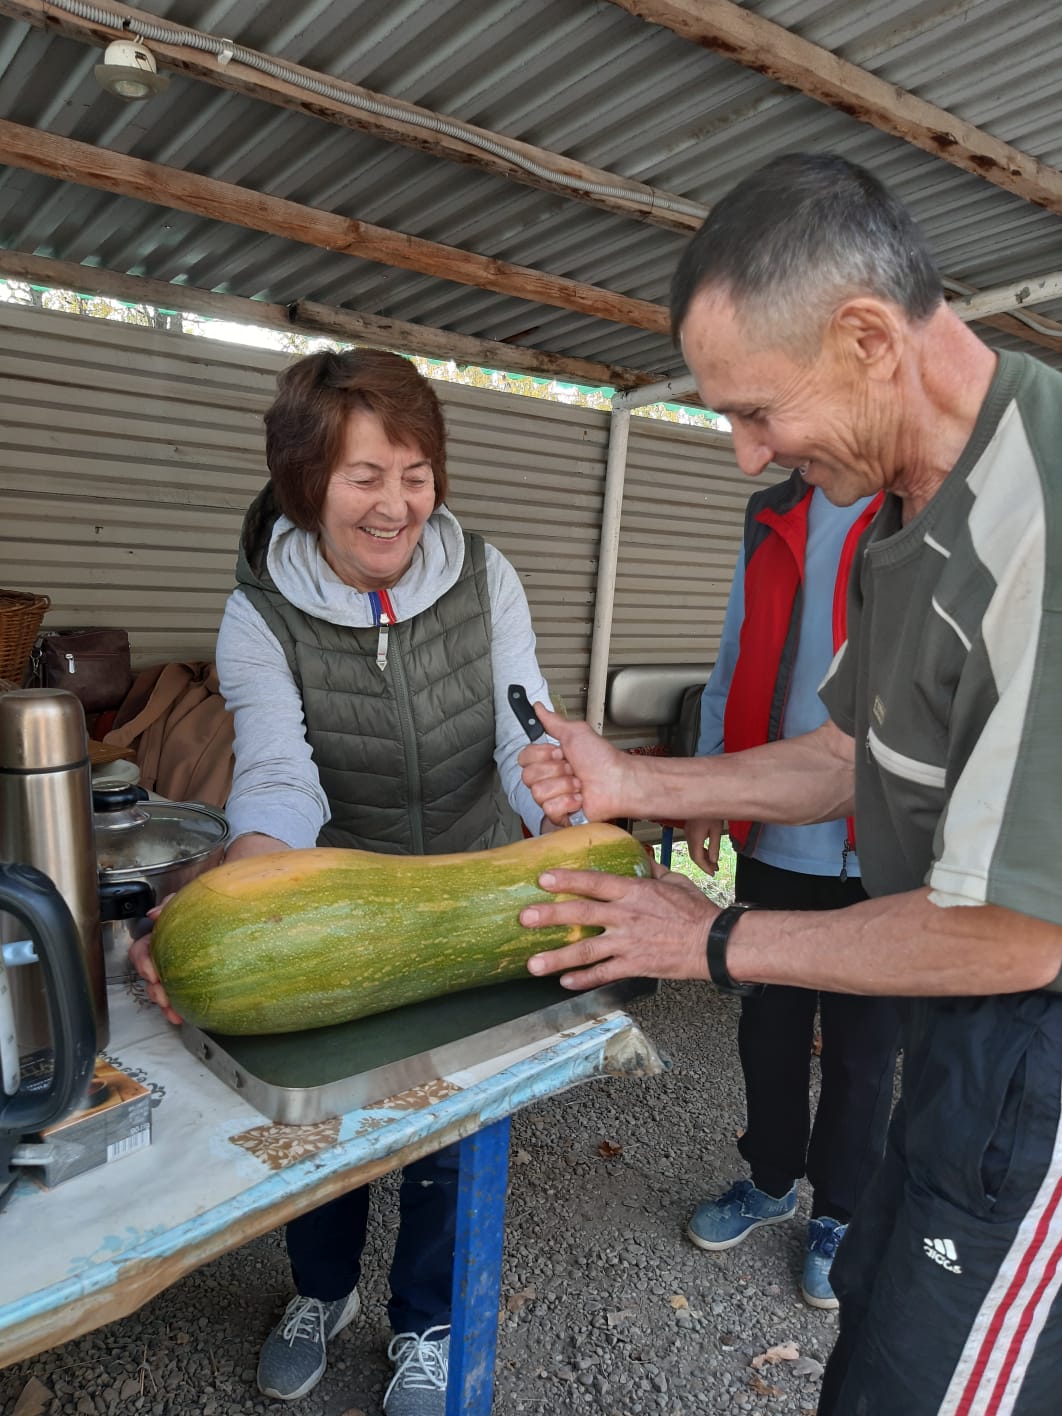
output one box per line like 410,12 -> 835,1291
93,781 -> 229,982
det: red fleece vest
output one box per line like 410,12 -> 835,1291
723,484 -> 883,854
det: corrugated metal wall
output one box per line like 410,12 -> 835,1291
0,303 -> 747,737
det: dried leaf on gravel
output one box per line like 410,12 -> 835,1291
749,1375 -> 784,1397
12,1378 -> 53,1416
606,1308 -> 636,1327
597,1139 -> 623,1159
750,1341 -> 800,1368
506,1286 -> 537,1313
339,1408 -> 366,1416
669,1294 -> 689,1309
514,1148 -> 532,1164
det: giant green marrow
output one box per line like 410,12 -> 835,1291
151,822 -> 650,1035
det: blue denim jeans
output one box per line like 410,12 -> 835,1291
286,1141 -> 459,1334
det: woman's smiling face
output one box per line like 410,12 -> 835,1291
317,409 -> 438,591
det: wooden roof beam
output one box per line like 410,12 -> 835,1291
605,0 -> 1062,217
966,309 -> 1062,359
2,249 -> 1055,415
0,119 -> 670,336
0,249 -> 672,390
13,0 -> 1060,238
951,272 -> 1062,323
4,4 -> 1058,365
0,0 -> 702,234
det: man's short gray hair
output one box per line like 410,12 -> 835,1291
670,153 -> 943,356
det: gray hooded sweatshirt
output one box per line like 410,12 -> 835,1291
217,504 -> 550,847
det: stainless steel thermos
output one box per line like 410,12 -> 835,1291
0,689 -> 109,1056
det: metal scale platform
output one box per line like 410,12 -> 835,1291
181,975 -> 653,1125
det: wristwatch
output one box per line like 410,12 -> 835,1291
706,903 -> 763,996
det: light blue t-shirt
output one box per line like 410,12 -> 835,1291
698,487 -> 873,877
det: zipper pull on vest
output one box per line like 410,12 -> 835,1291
376,615 -> 390,672
370,588 -> 397,672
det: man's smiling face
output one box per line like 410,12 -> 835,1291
680,288 -> 897,505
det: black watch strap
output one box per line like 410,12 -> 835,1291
706,903 -> 763,996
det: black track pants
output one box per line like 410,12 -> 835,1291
820,991 -> 1062,1416
734,855 -> 900,1220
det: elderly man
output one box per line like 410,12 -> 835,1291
518,153 -> 1062,1416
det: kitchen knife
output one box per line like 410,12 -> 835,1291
507,684 -> 589,826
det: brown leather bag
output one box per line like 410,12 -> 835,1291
103,661 -> 235,808
29,628 -> 132,713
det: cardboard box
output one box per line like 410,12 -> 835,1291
33,1056 -> 152,1188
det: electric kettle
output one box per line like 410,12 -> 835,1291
0,861 -> 97,1200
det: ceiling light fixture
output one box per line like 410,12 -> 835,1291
94,38 -> 169,101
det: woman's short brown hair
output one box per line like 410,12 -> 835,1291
264,349 -> 448,531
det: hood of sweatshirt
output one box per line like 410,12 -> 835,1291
236,483 -> 467,627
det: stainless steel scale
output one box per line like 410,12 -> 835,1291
181,975 -> 654,1125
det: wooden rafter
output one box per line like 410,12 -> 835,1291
605,0 -> 1062,218
0,12 -> 1057,364
3,247 -> 1057,388
11,0 -> 1061,240
0,250 -> 673,389
0,0 -> 700,234
0,120 -> 670,336
965,309 -> 1062,360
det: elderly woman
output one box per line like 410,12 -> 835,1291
138,348 -> 551,1415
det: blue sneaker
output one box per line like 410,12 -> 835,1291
802,1216 -> 847,1309
687,1178 -> 798,1251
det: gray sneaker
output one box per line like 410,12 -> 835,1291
384,1325 -> 450,1416
256,1288 -> 360,1401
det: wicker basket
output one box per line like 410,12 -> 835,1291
0,590 -> 50,684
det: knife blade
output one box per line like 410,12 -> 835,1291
507,684 -> 589,826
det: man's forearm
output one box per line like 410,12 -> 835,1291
623,723 -> 854,825
727,889 -> 1062,996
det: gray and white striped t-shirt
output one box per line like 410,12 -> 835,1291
820,350 -> 1062,928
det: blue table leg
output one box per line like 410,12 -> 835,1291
660,825 -> 674,870
447,1116 -> 511,1415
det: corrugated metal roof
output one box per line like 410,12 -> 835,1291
0,0 -> 1060,374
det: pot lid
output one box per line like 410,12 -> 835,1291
95,796 -> 228,876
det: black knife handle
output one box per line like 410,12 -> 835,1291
507,685 -> 589,825
508,684 -> 545,742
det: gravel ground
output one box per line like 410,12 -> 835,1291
3,980 -> 842,1416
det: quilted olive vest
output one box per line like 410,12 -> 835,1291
235,487 -> 519,855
